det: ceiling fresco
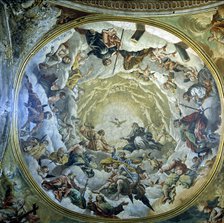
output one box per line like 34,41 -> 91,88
0,1 -> 224,223
14,18 -> 223,221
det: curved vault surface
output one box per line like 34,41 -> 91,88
14,18 -> 223,222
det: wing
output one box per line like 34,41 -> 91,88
110,120 -> 118,125
119,120 -> 127,125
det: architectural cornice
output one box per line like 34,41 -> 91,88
49,0 -> 224,16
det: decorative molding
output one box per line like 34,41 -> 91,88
49,0 -> 224,16
71,0 -> 217,11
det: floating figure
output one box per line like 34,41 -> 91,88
137,65 -> 156,81
75,27 -> 121,66
121,122 -> 162,152
37,165 -> 50,179
183,80 -> 212,105
44,43 -> 71,67
159,158 -> 192,204
48,91 -> 66,106
42,174 -> 86,209
80,124 -> 111,152
66,51 -> 91,90
66,141 -> 95,178
163,72 -> 177,93
111,149 -> 133,167
143,152 -> 163,171
118,48 -> 151,70
115,165 -> 154,210
79,123 -> 98,151
118,45 -> 166,71
21,136 -> 49,160
95,163 -> 154,211
208,8 -> 224,45
49,147 -> 68,165
96,130 -> 112,152
160,57 -> 197,82
173,107 -> 212,155
87,194 -> 128,218
160,57 -> 187,73
21,76 -> 52,135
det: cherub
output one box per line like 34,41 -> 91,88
137,65 -> 156,81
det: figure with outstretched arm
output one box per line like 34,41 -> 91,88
75,27 -> 121,66
121,122 -> 162,152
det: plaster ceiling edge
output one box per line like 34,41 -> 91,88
49,0 -> 224,16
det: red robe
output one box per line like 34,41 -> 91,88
180,111 -> 208,152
